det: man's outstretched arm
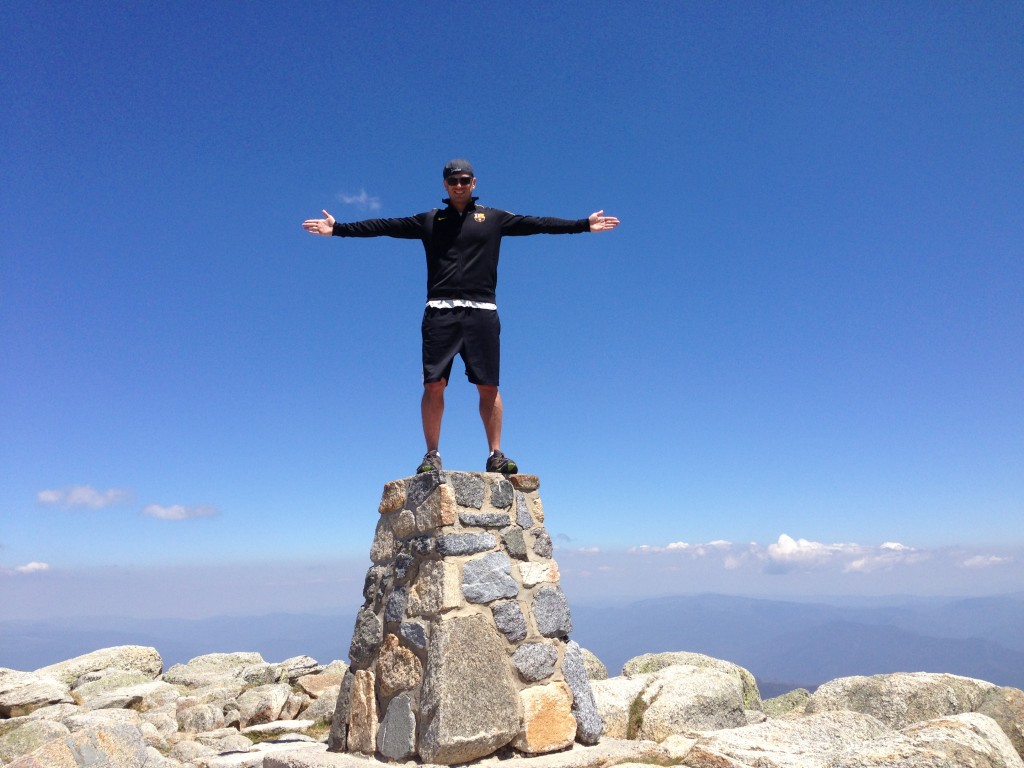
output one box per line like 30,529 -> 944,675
302,210 -> 336,236
588,210 -> 620,232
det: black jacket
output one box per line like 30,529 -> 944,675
331,198 -> 589,303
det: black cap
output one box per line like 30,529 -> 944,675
443,159 -> 474,179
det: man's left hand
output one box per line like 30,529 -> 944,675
589,210 -> 620,232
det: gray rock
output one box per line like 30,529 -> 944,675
70,670 -> 152,699
462,551 -> 519,603
459,511 -> 511,527
581,647 -> 608,681
35,646 -> 163,687
515,492 -> 533,528
384,587 -> 406,623
491,600 -> 528,642
563,641 -> 604,745
419,614 -> 519,764
533,586 -> 573,637
399,620 -> 427,651
807,672 -> 998,730
237,683 -> 293,727
490,479 -> 514,509
238,662 -> 283,686
501,526 -> 528,559
532,527 -> 553,558
6,721 -> 150,767
512,643 -> 559,682
362,566 -> 387,607
377,692 -> 417,760
0,669 -> 73,717
0,719 -> 71,765
979,685 -> 1024,761
436,532 -> 495,556
280,656 -> 323,683
764,687 -> 811,718
177,702 -> 225,732
347,608 -> 382,667
299,684 -> 340,723
161,651 -> 265,688
404,471 -> 439,510
622,651 -> 762,710
326,668 -> 353,752
63,708 -> 142,732
392,552 -> 413,582
447,471 -> 484,508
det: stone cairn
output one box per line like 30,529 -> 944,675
327,471 -> 603,765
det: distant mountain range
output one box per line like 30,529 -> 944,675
2,592 -> 1023,698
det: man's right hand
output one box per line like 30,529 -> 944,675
302,210 -> 336,236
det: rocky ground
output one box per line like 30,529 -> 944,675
2,644 -> 1023,767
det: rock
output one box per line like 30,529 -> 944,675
6,722 -> 150,768
196,726 -> 254,752
236,683 -> 292,727
299,684 -> 340,723
161,651 -> 265,688
520,560 -> 559,587
419,614 -> 519,764
807,672 -> 998,730
692,709 -> 892,767
509,474 -> 540,492
492,600 -> 528,642
376,634 -> 423,697
580,647 -> 608,681
177,701 -> 226,732
35,646 -> 163,687
376,692 -> 416,760
346,668 -> 377,755
0,669 -> 73,717
828,712 -> 1024,768
533,586 -> 573,637
512,642 -> 559,682
279,656 -> 323,683
591,673 -> 652,739
398,620 -> 427,651
0,719 -> 71,765
515,493 -> 534,528
297,671 -> 345,699
369,516 -> 395,563
513,682 -> 577,754
562,641 -> 604,745
502,526 -> 528,559
622,651 -> 762,709
347,608 -> 382,667
326,667 -> 353,752
462,551 -> 519,603
489,478 -> 514,509
532,528 -> 554,558
437,532 -> 496,557
459,511 -> 511,527
764,687 -> 812,718
378,479 -> 406,513
63,707 -> 142,732
979,685 -> 1024,760
448,472 -> 484,508
634,664 -> 748,741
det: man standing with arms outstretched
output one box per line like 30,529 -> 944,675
302,159 -> 620,476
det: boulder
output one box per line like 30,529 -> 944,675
591,674 -> 652,739
580,647 -> 608,681
0,719 -> 71,765
5,722 -> 150,768
634,664 -> 748,741
236,683 -> 293,727
0,669 -> 73,717
419,614 -> 520,764
764,687 -> 811,718
34,645 -> 163,687
512,682 -> 577,754
622,651 -> 761,709
161,652 -> 266,688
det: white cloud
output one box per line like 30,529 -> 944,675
577,547 -> 601,554
339,189 -> 381,212
629,540 -> 733,556
764,534 -> 856,572
142,504 -> 218,521
14,562 -> 49,574
960,555 -> 1012,569
37,486 -> 131,509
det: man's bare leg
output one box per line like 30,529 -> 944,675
422,380 -> 446,453
477,384 -> 503,453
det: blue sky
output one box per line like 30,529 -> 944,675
2,1 -> 1021,620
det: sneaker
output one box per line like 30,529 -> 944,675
417,450 -> 442,474
485,450 -> 518,475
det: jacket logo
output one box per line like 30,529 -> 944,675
473,212 -> 486,222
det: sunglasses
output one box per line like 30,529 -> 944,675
446,176 -> 474,187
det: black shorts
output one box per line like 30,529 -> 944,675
421,307 -> 501,386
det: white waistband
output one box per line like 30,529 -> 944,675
426,299 -> 498,310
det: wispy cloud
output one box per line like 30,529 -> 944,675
142,504 -> 218,521
37,486 -> 131,509
1,561 -> 51,576
961,554 -> 1012,569
339,189 -> 381,212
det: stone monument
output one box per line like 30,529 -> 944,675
327,470 -> 602,764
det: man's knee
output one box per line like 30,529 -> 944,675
424,379 -> 447,398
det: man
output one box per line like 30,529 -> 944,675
302,159 -> 619,475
